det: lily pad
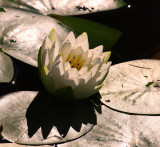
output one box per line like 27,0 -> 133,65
0,8 -> 72,67
59,105 -> 160,147
0,144 -> 50,147
0,0 -> 126,15
100,59 -> 160,114
0,91 -> 97,145
0,52 -> 13,82
54,16 -> 122,52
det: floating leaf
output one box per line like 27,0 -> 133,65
0,8 -> 72,67
59,105 -> 160,147
51,16 -> 122,51
0,0 -> 126,15
0,144 -> 49,147
0,91 -> 97,145
100,59 -> 160,114
0,52 -> 13,82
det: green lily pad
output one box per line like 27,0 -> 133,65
59,105 -> 160,147
0,52 -> 13,82
49,16 -> 122,52
0,0 -> 126,15
0,8 -> 72,67
0,91 -> 97,145
100,59 -> 160,114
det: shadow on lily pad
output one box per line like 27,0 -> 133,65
26,90 -> 102,140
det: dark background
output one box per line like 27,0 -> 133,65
79,0 -> 160,63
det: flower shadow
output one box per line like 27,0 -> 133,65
26,90 -> 102,139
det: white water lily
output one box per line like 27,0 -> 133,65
38,28 -> 111,99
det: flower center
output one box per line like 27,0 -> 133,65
65,54 -> 85,71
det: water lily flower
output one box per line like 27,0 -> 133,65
38,28 -> 111,99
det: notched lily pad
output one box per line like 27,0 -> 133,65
0,8 -> 72,67
0,91 -> 97,145
0,0 -> 126,15
59,105 -> 160,147
100,59 -> 160,114
0,52 -> 13,82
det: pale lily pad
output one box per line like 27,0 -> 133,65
0,144 -> 50,147
0,8 -> 72,67
100,59 -> 160,114
0,52 -> 13,82
0,91 -> 96,145
0,0 -> 126,16
59,105 -> 160,147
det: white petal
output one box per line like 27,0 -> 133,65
64,61 -> 71,72
76,62 -> 110,96
64,68 -> 79,79
48,43 -> 55,70
79,66 -> 88,75
75,84 -> 103,99
62,31 -> 76,48
75,69 -> 108,99
87,49 -> 93,58
90,64 -> 100,78
42,49 -> 49,68
92,45 -> 103,59
48,28 -> 59,44
79,71 -> 92,84
102,51 -> 111,63
50,62 -> 64,89
74,71 -> 92,95
75,32 -> 89,52
91,56 -> 104,66
61,42 -> 71,61
82,50 -> 93,67
87,62 -> 111,88
52,41 -> 60,63
51,54 -> 64,87
59,78 -> 79,91
74,46 -> 83,56
81,51 -> 88,62
41,65 -> 57,93
41,37 -> 52,56
68,49 -> 76,61
96,62 -> 111,84
101,62 -> 112,72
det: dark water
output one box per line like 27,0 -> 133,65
0,56 -> 43,97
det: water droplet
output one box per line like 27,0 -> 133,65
128,5 -> 131,8
12,81 -> 15,85
10,39 -> 16,43
61,134 -> 64,137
